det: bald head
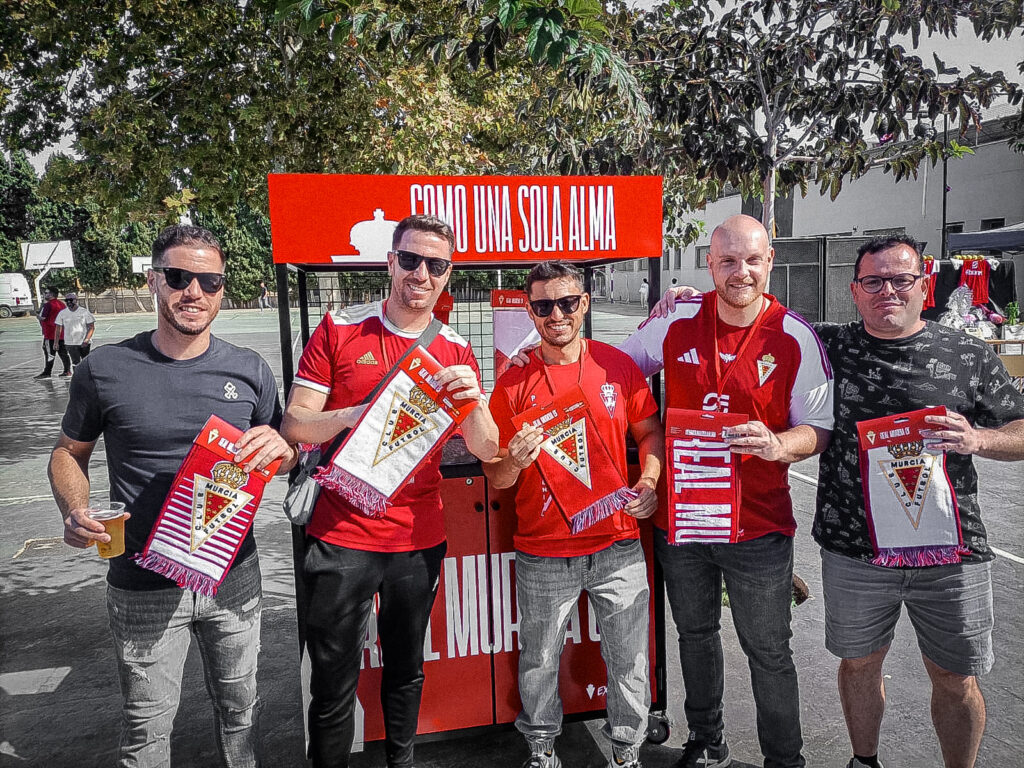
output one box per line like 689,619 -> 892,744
710,215 -> 770,255
707,214 -> 774,318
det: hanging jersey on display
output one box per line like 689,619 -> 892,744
958,258 -> 991,306
923,257 -> 939,310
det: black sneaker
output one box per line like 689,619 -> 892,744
675,732 -> 731,768
34,372 -> 51,379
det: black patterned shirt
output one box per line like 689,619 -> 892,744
813,321 -> 1024,564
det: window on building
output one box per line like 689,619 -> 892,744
696,246 -> 710,268
863,226 -> 907,236
674,247 -> 682,270
981,218 -> 1005,231
945,222 -> 964,234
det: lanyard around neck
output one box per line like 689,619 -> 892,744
537,339 -> 587,397
709,293 -> 768,403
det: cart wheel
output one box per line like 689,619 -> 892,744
646,714 -> 670,744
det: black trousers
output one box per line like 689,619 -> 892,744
62,340 -> 90,366
303,537 -> 446,768
41,338 -> 70,375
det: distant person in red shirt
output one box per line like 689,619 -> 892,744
485,261 -> 663,768
34,286 -> 71,378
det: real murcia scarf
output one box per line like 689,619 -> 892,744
134,415 -> 282,596
514,384 -> 636,535
665,408 -> 748,544
857,406 -> 968,567
316,345 -> 478,517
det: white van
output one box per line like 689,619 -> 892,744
0,273 -> 34,318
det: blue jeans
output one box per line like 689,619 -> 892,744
106,553 -> 263,768
515,538 -> 651,753
655,530 -> 804,768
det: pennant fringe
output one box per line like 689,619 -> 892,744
568,487 -> 637,535
871,545 -> 971,568
315,465 -> 388,519
133,551 -> 219,598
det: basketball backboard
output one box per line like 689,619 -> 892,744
132,256 -> 153,274
21,240 -> 75,269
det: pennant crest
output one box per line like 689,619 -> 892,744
373,388 -> 440,466
878,449 -> 936,530
756,353 -> 777,386
541,418 -> 592,490
866,430 -> 876,445
190,461 -> 255,553
600,382 -> 617,418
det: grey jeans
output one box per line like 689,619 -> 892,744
106,553 -> 263,768
514,538 -> 651,752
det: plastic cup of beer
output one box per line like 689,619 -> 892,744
89,502 -> 127,559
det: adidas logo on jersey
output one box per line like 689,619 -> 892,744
356,351 -> 378,365
677,348 -> 699,365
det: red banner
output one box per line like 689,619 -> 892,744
268,174 -> 663,266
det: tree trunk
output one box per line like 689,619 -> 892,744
762,164 -> 777,243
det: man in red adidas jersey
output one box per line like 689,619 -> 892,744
485,261 -> 663,768
620,214 -> 833,768
281,214 -> 498,768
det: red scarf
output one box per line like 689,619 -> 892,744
135,416 -> 281,596
665,408 -> 747,544
857,406 -> 968,566
514,384 -> 636,535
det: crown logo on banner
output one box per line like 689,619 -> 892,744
887,440 -> 924,460
541,418 -> 592,490
190,462 -> 254,553
408,385 -> 440,414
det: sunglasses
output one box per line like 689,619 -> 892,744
529,295 -> 583,318
393,250 -> 452,277
151,267 -> 226,293
853,273 -> 923,294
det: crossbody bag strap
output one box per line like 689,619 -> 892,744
316,316 -> 444,467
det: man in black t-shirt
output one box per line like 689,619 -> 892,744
813,235 -> 1024,768
48,225 -> 297,767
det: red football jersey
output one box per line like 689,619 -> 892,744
489,340 -> 658,557
923,258 -> 939,310
39,298 -> 66,340
958,258 -> 990,306
622,294 -> 833,540
294,302 -> 480,552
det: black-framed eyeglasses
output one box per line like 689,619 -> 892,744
529,295 -> 583,318
853,273 -> 924,294
151,267 -> 225,293
393,250 -> 452,277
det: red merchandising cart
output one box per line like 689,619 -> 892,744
269,173 -> 671,750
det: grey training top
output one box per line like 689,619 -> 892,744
61,331 -> 282,590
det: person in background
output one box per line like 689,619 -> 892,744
35,286 -> 71,378
54,292 -> 95,370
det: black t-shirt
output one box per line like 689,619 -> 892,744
61,331 -> 283,589
813,321 -> 1024,563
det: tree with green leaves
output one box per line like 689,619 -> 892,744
621,0 -> 1023,237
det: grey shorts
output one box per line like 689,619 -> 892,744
820,547 -> 994,676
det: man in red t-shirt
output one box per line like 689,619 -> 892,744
620,215 -> 833,768
35,286 -> 71,379
485,262 -> 662,768
281,215 -> 498,768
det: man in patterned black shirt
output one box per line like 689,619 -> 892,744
813,235 -> 1024,768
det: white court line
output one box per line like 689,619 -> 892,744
0,358 -> 36,374
991,546 -> 1024,565
789,467 -> 1024,564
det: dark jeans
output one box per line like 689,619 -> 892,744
61,339 -> 91,366
303,538 -> 446,768
41,337 -> 70,374
655,530 -> 805,768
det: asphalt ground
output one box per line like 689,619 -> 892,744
0,305 -> 1021,767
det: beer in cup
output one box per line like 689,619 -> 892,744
89,502 -> 127,559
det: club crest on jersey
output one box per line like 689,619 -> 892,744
600,382 -> 617,418
541,419 -> 592,490
878,441 -> 933,529
190,461 -> 255,553
373,387 -> 440,466
756,353 -> 777,386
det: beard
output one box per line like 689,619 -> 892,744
159,299 -> 215,336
